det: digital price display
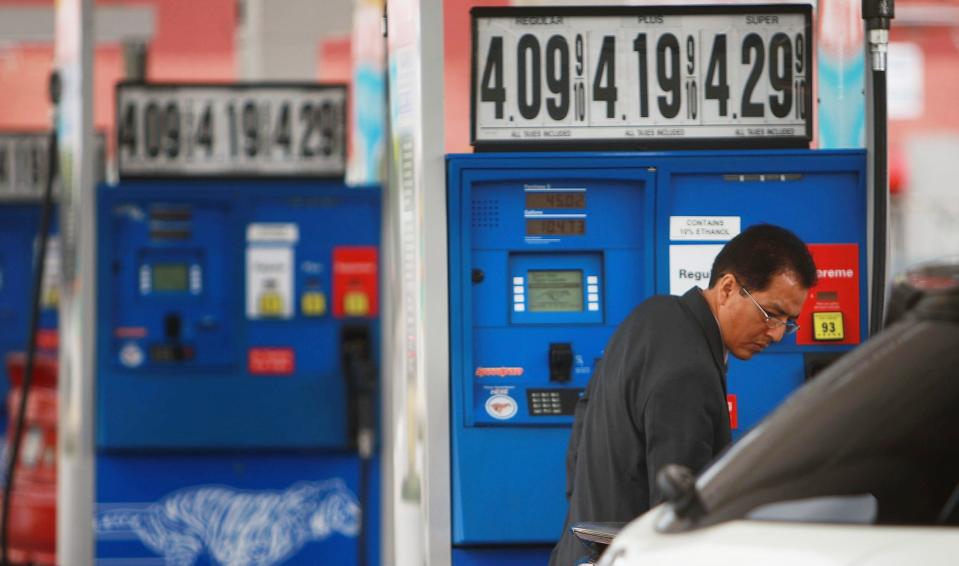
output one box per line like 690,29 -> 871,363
116,83 -> 347,177
152,264 -> 189,292
526,219 -> 586,236
527,270 -> 583,312
472,5 -> 812,149
525,191 -> 586,209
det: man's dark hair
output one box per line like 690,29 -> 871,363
708,224 -> 817,290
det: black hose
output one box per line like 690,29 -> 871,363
358,453 -> 371,566
870,69 -> 888,335
342,325 -> 377,566
0,72 -> 60,566
351,354 -> 376,566
863,0 -> 894,336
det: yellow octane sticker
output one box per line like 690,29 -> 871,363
813,311 -> 844,341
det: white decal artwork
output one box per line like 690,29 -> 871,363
95,479 -> 360,566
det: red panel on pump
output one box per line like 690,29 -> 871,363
796,244 -> 861,346
727,394 -> 738,430
332,246 -> 379,318
248,348 -> 295,375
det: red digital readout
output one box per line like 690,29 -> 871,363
248,347 -> 295,375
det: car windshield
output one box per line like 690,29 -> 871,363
679,309 -> 959,530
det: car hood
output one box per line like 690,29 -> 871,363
599,507 -> 959,566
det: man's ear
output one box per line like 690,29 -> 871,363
716,273 -> 737,306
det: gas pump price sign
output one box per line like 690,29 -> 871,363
0,132 -> 106,198
117,83 -> 347,177
0,134 -> 51,197
471,5 -> 812,149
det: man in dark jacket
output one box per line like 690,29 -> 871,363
550,224 -> 818,566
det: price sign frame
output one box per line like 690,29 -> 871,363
0,132 -> 106,200
471,5 -> 813,151
0,132 -> 54,199
116,82 -> 348,179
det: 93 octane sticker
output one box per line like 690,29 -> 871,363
117,83 -> 347,177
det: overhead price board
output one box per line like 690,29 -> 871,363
117,83 -> 347,178
0,133 -> 53,198
471,5 -> 813,149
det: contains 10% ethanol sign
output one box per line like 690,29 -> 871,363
471,5 -> 812,149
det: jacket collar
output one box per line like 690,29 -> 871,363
680,287 -> 728,386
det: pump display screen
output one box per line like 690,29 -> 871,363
525,192 -> 586,209
152,263 -> 189,292
526,219 -> 585,236
527,270 -> 583,312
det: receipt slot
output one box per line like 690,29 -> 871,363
447,150 -> 867,564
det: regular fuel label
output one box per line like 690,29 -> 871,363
472,6 -> 812,148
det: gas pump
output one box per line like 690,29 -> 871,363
0,123 -> 106,564
94,83 -> 381,565
0,134 -> 62,434
442,5 -> 873,564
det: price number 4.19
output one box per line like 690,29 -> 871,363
479,31 -> 807,124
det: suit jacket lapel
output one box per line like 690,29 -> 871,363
680,287 -> 728,395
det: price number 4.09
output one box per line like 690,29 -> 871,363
479,31 -> 807,123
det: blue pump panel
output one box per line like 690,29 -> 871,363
96,180 -> 380,450
0,207 -> 38,364
654,151 -> 868,436
0,205 -> 58,425
448,156 -> 656,546
447,150 -> 867,559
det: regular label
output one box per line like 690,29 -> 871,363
670,216 -> 740,241
246,246 -> 294,320
669,244 -> 723,295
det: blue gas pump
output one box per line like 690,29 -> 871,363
94,84 -> 381,565
444,6 -> 873,564
447,150 -> 867,564
0,134 -> 62,435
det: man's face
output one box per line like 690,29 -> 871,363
718,271 -> 808,360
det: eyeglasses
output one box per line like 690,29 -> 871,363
738,284 -> 800,335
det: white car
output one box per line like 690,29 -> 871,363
593,260 -> 959,566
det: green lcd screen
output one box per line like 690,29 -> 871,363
527,270 -> 583,312
152,263 -> 189,292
